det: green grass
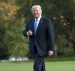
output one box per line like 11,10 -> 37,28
0,61 -> 75,71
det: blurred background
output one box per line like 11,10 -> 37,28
0,0 -> 75,61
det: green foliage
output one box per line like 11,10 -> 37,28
0,0 -> 75,59
0,23 -> 10,59
5,19 -> 29,57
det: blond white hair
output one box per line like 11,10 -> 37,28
31,5 -> 42,12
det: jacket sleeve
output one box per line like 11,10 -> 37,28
23,21 -> 30,37
46,19 -> 55,51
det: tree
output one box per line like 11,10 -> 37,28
0,0 -> 75,59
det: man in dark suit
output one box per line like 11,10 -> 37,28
23,5 -> 55,71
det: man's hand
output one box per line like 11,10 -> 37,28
27,30 -> 32,37
48,51 -> 53,56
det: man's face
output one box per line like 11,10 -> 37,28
32,7 -> 42,18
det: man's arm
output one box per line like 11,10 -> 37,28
23,23 -> 29,37
23,21 -> 33,37
46,19 -> 55,56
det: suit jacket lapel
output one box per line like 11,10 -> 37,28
32,19 -> 35,35
36,17 -> 44,34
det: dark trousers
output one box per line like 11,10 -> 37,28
33,46 -> 46,71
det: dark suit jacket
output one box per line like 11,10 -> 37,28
23,17 -> 55,57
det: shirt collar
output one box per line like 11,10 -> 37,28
35,16 -> 41,22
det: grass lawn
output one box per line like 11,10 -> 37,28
0,60 -> 75,71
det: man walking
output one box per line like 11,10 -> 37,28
23,5 -> 55,71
